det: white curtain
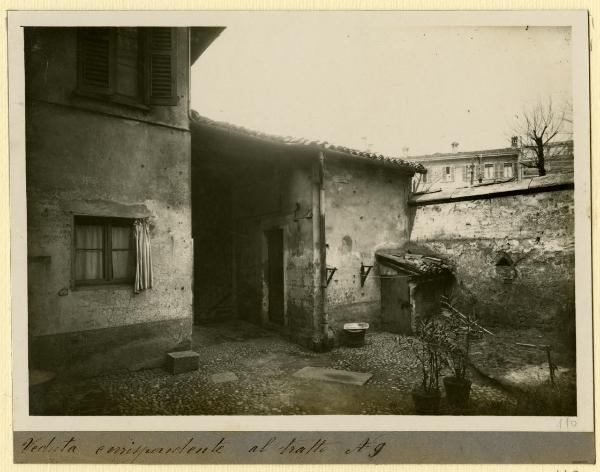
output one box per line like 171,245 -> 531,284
75,225 -> 104,280
134,219 -> 153,293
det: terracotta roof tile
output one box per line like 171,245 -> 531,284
190,111 -> 425,173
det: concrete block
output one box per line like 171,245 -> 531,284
166,350 -> 199,375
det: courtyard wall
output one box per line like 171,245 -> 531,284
409,176 -> 575,335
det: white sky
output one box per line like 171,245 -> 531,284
191,23 -> 571,156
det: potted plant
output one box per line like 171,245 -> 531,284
402,318 -> 446,414
442,314 -> 473,407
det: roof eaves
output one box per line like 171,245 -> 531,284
190,111 -> 425,174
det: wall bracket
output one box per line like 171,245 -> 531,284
326,267 -> 337,286
360,263 -> 373,287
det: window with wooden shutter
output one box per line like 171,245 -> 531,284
77,28 -> 115,95
144,28 -> 178,105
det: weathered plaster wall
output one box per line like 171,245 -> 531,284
191,124 -> 317,344
26,28 -> 193,376
323,155 -> 413,331
410,189 -> 575,334
231,153 -> 316,343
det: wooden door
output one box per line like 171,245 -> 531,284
380,275 -> 412,334
265,229 -> 284,325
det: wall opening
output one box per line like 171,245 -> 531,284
495,252 -> 515,283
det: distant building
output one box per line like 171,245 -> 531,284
407,138 -> 573,193
406,142 -> 521,192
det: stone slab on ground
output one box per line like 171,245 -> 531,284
293,366 -> 372,386
211,372 -> 239,384
498,364 -> 571,388
166,350 -> 199,375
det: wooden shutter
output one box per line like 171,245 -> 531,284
145,28 -> 178,105
449,166 -> 455,182
77,28 -> 115,94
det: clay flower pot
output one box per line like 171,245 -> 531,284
411,388 -> 441,415
443,376 -> 472,407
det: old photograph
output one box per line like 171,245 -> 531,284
20,17 -> 583,420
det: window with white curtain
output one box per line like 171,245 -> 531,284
74,216 -> 135,285
484,163 -> 495,179
503,162 -> 514,178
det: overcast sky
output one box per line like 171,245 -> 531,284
191,23 -> 571,157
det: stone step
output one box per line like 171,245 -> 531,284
166,350 -> 200,375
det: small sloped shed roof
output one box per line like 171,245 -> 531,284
190,111 -> 425,174
376,249 -> 454,277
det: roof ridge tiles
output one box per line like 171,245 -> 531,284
190,111 -> 424,173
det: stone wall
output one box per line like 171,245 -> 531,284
410,186 -> 575,335
323,155 -> 414,331
26,28 -> 194,377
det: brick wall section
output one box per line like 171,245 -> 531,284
410,188 -> 575,332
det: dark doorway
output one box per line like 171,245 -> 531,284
265,228 -> 284,325
380,275 -> 412,334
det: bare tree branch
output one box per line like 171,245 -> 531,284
511,98 -> 572,176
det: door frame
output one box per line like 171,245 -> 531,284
260,219 -> 288,328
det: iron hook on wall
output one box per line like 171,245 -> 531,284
360,263 -> 373,287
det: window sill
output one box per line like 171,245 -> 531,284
72,89 -> 151,112
72,283 -> 134,292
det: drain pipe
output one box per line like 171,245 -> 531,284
312,150 -> 329,351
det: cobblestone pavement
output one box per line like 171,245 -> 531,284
31,321 -> 556,416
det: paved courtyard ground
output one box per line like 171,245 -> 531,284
30,320 -> 575,416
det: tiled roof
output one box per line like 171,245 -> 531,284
190,111 -> 425,173
376,249 -> 455,277
405,147 -> 519,163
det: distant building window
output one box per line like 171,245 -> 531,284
503,162 -> 514,178
422,171 -> 428,183
74,216 -> 135,286
463,164 -> 475,182
443,166 -> 454,182
484,163 -> 495,179
77,27 -> 178,107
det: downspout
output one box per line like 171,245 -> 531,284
312,150 -> 329,350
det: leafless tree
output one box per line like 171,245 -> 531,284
512,98 -> 572,176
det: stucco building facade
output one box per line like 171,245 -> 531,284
25,27 -> 223,377
191,114 -> 424,349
